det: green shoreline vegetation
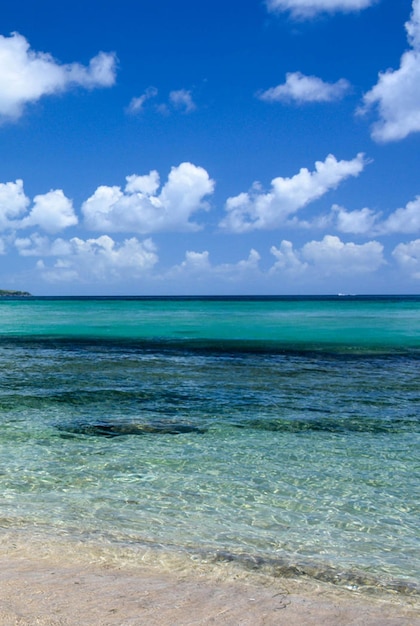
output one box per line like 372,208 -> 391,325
0,289 -> 31,297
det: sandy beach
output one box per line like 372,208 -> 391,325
0,297 -> 419,625
0,537 -> 418,626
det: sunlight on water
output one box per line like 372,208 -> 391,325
0,297 -> 419,594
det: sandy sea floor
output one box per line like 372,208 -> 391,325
0,534 -> 418,626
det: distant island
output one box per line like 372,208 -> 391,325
0,289 -> 32,297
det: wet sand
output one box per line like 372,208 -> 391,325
0,539 -> 418,626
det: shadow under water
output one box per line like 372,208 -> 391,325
234,415 -> 419,434
56,420 -> 207,438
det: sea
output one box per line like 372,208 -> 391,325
0,295 -> 419,596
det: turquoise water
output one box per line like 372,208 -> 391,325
0,296 -> 419,593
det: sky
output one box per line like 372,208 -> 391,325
0,0 -> 419,295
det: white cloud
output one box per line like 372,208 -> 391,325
392,239 -> 420,278
214,249 -> 261,280
332,203 -> 379,234
270,240 -> 308,273
126,86 -> 158,114
0,32 -> 116,121
266,0 -> 376,19
407,0 -> 420,48
82,162 -> 215,233
0,180 -> 77,234
330,195 -> 420,236
19,189 -> 77,233
29,235 -> 158,283
167,249 -> 261,283
15,233 -> 72,257
259,72 -> 350,104
303,235 -> 384,271
125,170 -> 160,195
0,179 -> 29,229
360,0 -> 420,142
169,89 -> 196,113
271,235 -> 384,274
380,196 -> 420,234
127,88 -> 196,117
176,250 -> 211,274
220,153 -> 366,233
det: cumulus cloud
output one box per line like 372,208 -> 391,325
332,204 -> 379,234
330,195 -> 420,236
0,179 -> 29,229
270,240 -> 308,273
271,235 -> 384,274
392,239 -> 420,278
167,249 -> 261,283
19,190 -> 78,233
15,233 -> 72,257
82,162 -> 215,233
174,250 -> 211,274
220,153 -> 366,233
258,72 -> 350,104
126,86 -> 158,114
0,32 -> 116,121
169,89 -> 196,113
265,0 -> 376,19
24,235 -> 158,283
360,0 -> 420,142
214,249 -> 261,280
380,196 -> 420,234
302,235 -> 384,271
0,179 -> 77,233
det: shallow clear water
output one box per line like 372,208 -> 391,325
0,296 -> 419,593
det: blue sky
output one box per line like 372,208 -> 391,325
0,0 -> 419,295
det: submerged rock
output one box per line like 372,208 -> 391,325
57,420 -> 206,437
235,416 -> 415,434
